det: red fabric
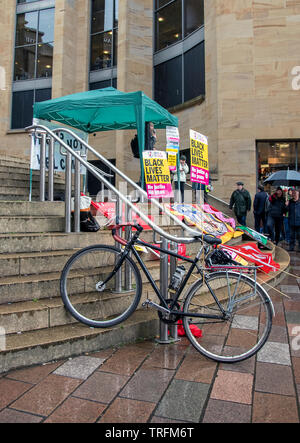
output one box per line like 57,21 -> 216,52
90,200 -> 153,231
221,242 -> 280,274
177,320 -> 203,338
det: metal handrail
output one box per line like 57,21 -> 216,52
25,124 -> 202,244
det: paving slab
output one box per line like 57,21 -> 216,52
0,256 -> 299,423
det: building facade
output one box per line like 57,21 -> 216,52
1,0 -> 300,200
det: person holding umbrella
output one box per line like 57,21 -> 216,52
266,187 -> 287,245
287,188 -> 300,252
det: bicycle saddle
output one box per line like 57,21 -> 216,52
194,234 -> 222,246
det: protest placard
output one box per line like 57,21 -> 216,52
143,150 -> 173,199
190,130 -> 209,185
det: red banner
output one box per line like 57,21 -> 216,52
220,243 -> 280,274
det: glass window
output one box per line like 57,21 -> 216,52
91,0 -> 113,34
155,0 -> 171,8
91,32 -> 113,70
154,56 -> 182,108
14,7 -> 55,81
90,0 -> 118,71
36,43 -> 53,78
257,141 -> 299,184
38,8 -> 55,43
184,42 -> 205,101
89,79 -> 113,90
155,0 -> 182,51
11,88 -> 51,129
154,0 -> 205,107
184,0 -> 204,37
16,11 -> 38,46
14,46 -> 36,80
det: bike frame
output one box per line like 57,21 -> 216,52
111,227 -> 227,321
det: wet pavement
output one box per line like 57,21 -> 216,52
0,252 -> 300,424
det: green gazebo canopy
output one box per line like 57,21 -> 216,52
33,87 -> 178,158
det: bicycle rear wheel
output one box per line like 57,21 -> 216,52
60,245 -> 142,328
182,271 -> 273,363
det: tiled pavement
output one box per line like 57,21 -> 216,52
0,254 -> 300,424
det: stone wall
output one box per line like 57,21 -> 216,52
1,1 -> 300,203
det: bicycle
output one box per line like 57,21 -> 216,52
60,223 -> 274,363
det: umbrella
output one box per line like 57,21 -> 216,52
264,170 -> 300,187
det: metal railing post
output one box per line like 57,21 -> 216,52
48,136 -> 54,201
125,203 -> 132,291
74,158 -> 81,233
168,241 -> 179,341
65,152 -> 72,233
156,236 -> 170,344
39,132 -> 47,201
114,196 -> 123,292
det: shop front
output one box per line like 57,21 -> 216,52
257,140 -> 300,188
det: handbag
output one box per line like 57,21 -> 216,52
80,211 -> 100,232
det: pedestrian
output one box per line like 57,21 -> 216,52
229,181 -> 252,226
192,179 -> 213,203
266,187 -> 287,245
287,188 -> 300,251
283,188 -> 293,244
173,155 -> 189,202
253,184 -> 268,233
131,122 -> 157,190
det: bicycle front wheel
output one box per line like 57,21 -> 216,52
182,271 -> 273,363
60,245 -> 142,328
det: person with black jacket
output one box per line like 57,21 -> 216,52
287,188 -> 300,251
131,122 -> 157,190
266,187 -> 287,245
253,184 -> 268,233
229,182 -> 252,226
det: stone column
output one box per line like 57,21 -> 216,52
115,0 -> 154,185
52,0 -> 90,98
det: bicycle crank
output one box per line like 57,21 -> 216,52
142,299 -> 170,315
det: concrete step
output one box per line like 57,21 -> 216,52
0,249 -> 77,277
0,155 -> 30,168
0,178 -> 65,190
0,171 -> 65,184
0,276 -> 168,335
0,195 -> 39,202
0,201 -> 65,217
0,260 -> 161,304
0,231 -> 111,254
0,215 -> 65,234
0,310 -> 159,374
0,224 -> 186,254
0,186 -> 40,197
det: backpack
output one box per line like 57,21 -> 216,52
80,211 -> 100,232
130,135 -> 140,159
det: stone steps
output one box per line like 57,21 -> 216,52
0,310 -> 159,374
0,215 -> 65,234
0,201 -> 65,217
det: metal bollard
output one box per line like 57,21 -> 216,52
114,196 -> 122,292
156,236 -> 170,344
168,241 -> 179,341
125,203 -> 132,291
